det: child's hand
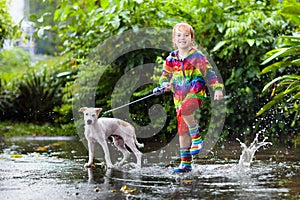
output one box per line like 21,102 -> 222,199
153,86 -> 165,95
162,82 -> 171,92
214,90 -> 223,100
153,83 -> 171,95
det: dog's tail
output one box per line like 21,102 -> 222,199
133,131 -> 144,148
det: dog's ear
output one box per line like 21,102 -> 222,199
79,107 -> 88,113
94,108 -> 102,116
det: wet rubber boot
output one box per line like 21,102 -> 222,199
189,124 -> 203,155
173,146 -> 192,173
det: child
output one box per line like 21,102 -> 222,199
157,22 -> 224,173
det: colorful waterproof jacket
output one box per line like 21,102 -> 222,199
159,47 -> 223,108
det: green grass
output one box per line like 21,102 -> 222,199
0,121 -> 77,137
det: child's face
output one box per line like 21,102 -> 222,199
173,28 -> 193,50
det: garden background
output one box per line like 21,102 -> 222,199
0,0 -> 299,145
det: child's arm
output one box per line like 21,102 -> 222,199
159,60 -> 172,92
200,59 -> 224,99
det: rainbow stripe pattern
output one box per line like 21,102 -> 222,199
189,124 -> 203,155
159,47 -> 223,108
173,146 -> 192,173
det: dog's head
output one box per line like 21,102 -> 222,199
79,107 -> 102,125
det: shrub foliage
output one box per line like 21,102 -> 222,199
1,0 -> 299,139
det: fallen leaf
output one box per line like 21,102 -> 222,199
52,142 -> 66,147
182,179 -> 192,183
120,185 -> 136,194
11,154 -> 22,158
35,146 -> 48,152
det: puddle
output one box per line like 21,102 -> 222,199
0,136 -> 299,199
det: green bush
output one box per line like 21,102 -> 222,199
0,55 -> 77,124
48,0 -> 296,139
0,0 -> 19,48
0,79 -> 14,118
0,48 -> 31,80
2,0 -> 298,139
257,1 -> 300,136
12,70 -> 61,123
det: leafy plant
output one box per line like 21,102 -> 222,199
258,35 -> 300,127
13,70 -> 62,123
206,0 -> 290,135
0,52 -> 77,125
257,0 -> 300,136
48,0 -> 182,130
0,48 -> 31,80
0,79 -> 13,119
0,0 -> 19,48
20,0 -> 298,139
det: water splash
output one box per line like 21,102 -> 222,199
236,132 -> 272,171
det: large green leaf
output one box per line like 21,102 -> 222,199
262,75 -> 300,92
246,39 -> 255,47
259,60 -> 292,75
281,5 -> 300,16
292,91 -> 300,100
261,47 -> 289,65
256,92 -> 285,116
101,0 -> 110,9
278,36 -> 300,47
212,40 -> 227,52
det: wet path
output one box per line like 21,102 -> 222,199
0,136 -> 299,199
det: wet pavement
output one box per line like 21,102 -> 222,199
0,136 -> 299,199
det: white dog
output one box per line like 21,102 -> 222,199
79,107 -> 144,168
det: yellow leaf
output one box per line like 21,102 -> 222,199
120,185 -> 128,192
52,142 -> 65,147
11,154 -> 22,158
182,179 -> 192,183
35,146 -> 47,152
120,185 -> 136,194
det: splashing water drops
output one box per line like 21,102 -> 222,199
236,132 -> 272,171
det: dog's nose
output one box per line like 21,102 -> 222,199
87,119 -> 92,125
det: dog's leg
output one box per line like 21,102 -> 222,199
125,139 -> 142,168
129,128 -> 143,167
85,139 -> 95,168
112,136 -> 130,166
97,139 -> 113,168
